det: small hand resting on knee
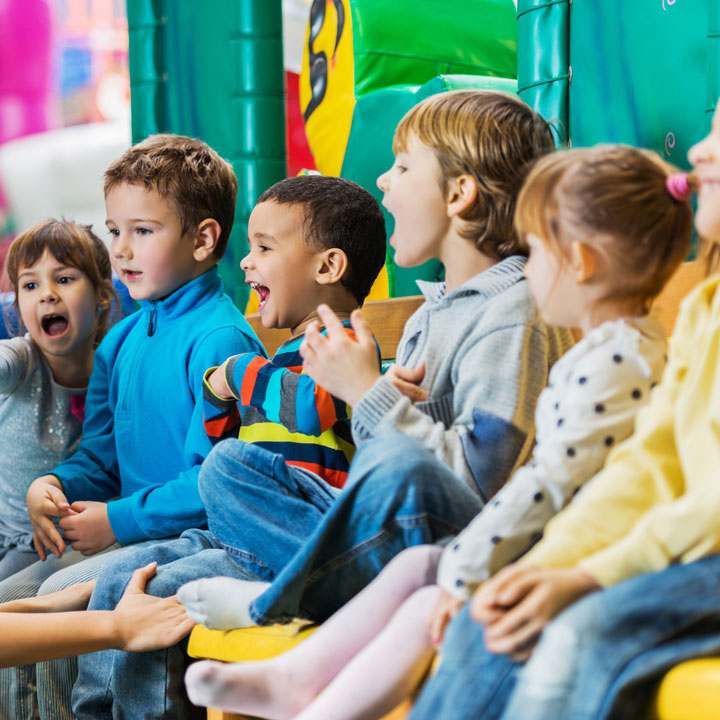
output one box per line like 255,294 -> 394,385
178,577 -> 271,629
0,562 -> 195,667
471,564 -> 601,661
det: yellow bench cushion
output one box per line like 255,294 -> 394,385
187,621 -> 317,663
651,659 -> 720,720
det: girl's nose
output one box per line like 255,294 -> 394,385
689,137 -> 711,168
40,285 -> 59,303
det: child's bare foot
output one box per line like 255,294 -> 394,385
185,659 -> 313,719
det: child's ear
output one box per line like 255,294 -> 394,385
315,248 -> 349,286
571,241 -> 597,283
446,174 -> 478,218
193,219 -> 222,262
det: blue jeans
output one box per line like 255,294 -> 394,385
410,603 -> 519,720
72,439 -> 334,719
414,555 -> 720,720
72,435 -> 481,718
250,432 -> 483,624
501,554 -> 720,720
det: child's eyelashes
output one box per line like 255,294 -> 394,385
21,281 -> 38,292
106,227 -> 152,237
57,275 -> 75,285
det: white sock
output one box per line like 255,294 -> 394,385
177,577 -> 270,630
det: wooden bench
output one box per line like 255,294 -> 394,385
190,261 -> 712,720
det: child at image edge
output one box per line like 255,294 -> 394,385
182,145 -> 693,720
0,134 -> 263,720
0,220 -> 115,580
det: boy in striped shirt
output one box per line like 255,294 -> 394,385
202,174 -> 387,489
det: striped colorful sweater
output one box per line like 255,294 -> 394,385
203,324 -> 368,488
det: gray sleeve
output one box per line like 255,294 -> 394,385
436,337 -> 665,599
351,322 -> 553,497
0,338 -> 34,395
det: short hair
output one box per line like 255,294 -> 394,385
393,90 -> 555,260
257,175 -> 386,304
5,219 -> 117,343
515,144 -> 693,312
104,134 -> 238,259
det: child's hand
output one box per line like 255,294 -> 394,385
26,475 -> 73,560
385,363 -> 428,403
59,501 -> 117,556
207,365 -> 233,400
300,305 -> 381,407
472,564 -> 601,661
428,588 -> 465,645
111,562 -> 196,652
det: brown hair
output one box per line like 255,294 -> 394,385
5,219 -> 117,343
104,134 -> 238,259
515,145 -> 694,312
393,90 -> 555,259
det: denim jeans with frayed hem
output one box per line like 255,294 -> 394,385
250,432 -> 483,624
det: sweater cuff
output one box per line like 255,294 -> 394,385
351,376 -> 405,442
106,497 -> 145,545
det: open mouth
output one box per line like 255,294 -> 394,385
248,281 -> 270,311
123,269 -> 142,281
41,314 -> 69,337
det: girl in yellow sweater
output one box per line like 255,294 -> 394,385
408,115 -> 720,719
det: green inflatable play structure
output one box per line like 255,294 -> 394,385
125,0 -> 715,305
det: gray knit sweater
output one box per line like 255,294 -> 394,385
352,256 -> 574,500
0,337 -> 85,546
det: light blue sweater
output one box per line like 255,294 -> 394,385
55,268 -> 265,544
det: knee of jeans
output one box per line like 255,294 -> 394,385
349,434 -> 436,492
200,439 -> 277,499
519,597 -> 602,697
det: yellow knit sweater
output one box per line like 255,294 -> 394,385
526,273 -> 720,586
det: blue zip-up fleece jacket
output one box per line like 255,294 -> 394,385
54,268 -> 265,545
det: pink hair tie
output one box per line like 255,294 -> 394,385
666,173 -> 693,202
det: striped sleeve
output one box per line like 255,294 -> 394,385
224,350 -> 350,437
202,367 -> 241,444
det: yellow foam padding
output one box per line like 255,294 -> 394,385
651,659 -> 720,720
187,621 -> 317,663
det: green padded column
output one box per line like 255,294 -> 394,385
125,0 -> 285,309
516,0 -> 569,145
709,0 -> 719,122
127,0 -> 165,140
568,1 -> 707,170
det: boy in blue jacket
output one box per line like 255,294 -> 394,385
0,134 -> 263,720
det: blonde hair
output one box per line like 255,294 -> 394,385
393,90 -> 555,259
104,134 -> 238,259
5,219 -> 116,343
515,145 -> 694,312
